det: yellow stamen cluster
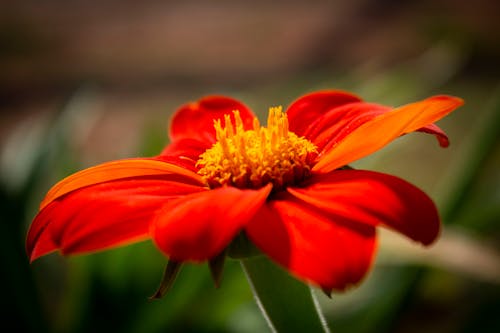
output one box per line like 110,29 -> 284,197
196,107 -> 317,190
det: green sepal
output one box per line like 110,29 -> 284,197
227,231 -> 262,259
149,260 -> 182,300
321,287 -> 333,299
208,250 -> 226,288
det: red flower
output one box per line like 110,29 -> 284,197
26,90 -> 463,291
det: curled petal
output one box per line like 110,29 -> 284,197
304,102 -> 391,153
289,91 -> 451,155
40,158 -> 204,210
305,102 -> 450,154
288,170 -> 440,245
27,178 -> 205,262
151,185 -> 271,262
246,196 -> 377,291
286,90 -> 362,136
169,96 -> 255,143
313,95 -> 464,173
419,123 -> 449,147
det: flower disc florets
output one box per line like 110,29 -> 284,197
196,107 -> 318,191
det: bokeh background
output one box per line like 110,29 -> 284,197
1,0 -> 499,332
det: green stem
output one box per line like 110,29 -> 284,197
241,256 -> 330,333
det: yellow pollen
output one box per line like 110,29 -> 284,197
196,107 -> 318,190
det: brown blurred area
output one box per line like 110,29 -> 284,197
1,0 -> 499,156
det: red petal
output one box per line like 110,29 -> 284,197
40,158 -> 204,210
159,138 -> 210,171
286,90 -> 362,136
26,203 -> 59,261
313,95 -> 463,173
169,96 -> 255,143
160,138 -> 209,159
287,170 -> 440,245
151,184 -> 271,262
246,195 -> 377,291
27,178 -> 205,262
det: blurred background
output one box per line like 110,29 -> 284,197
1,0 -> 499,332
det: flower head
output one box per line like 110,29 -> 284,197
197,107 -> 317,190
27,90 -> 463,292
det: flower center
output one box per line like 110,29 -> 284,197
196,107 -> 318,190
